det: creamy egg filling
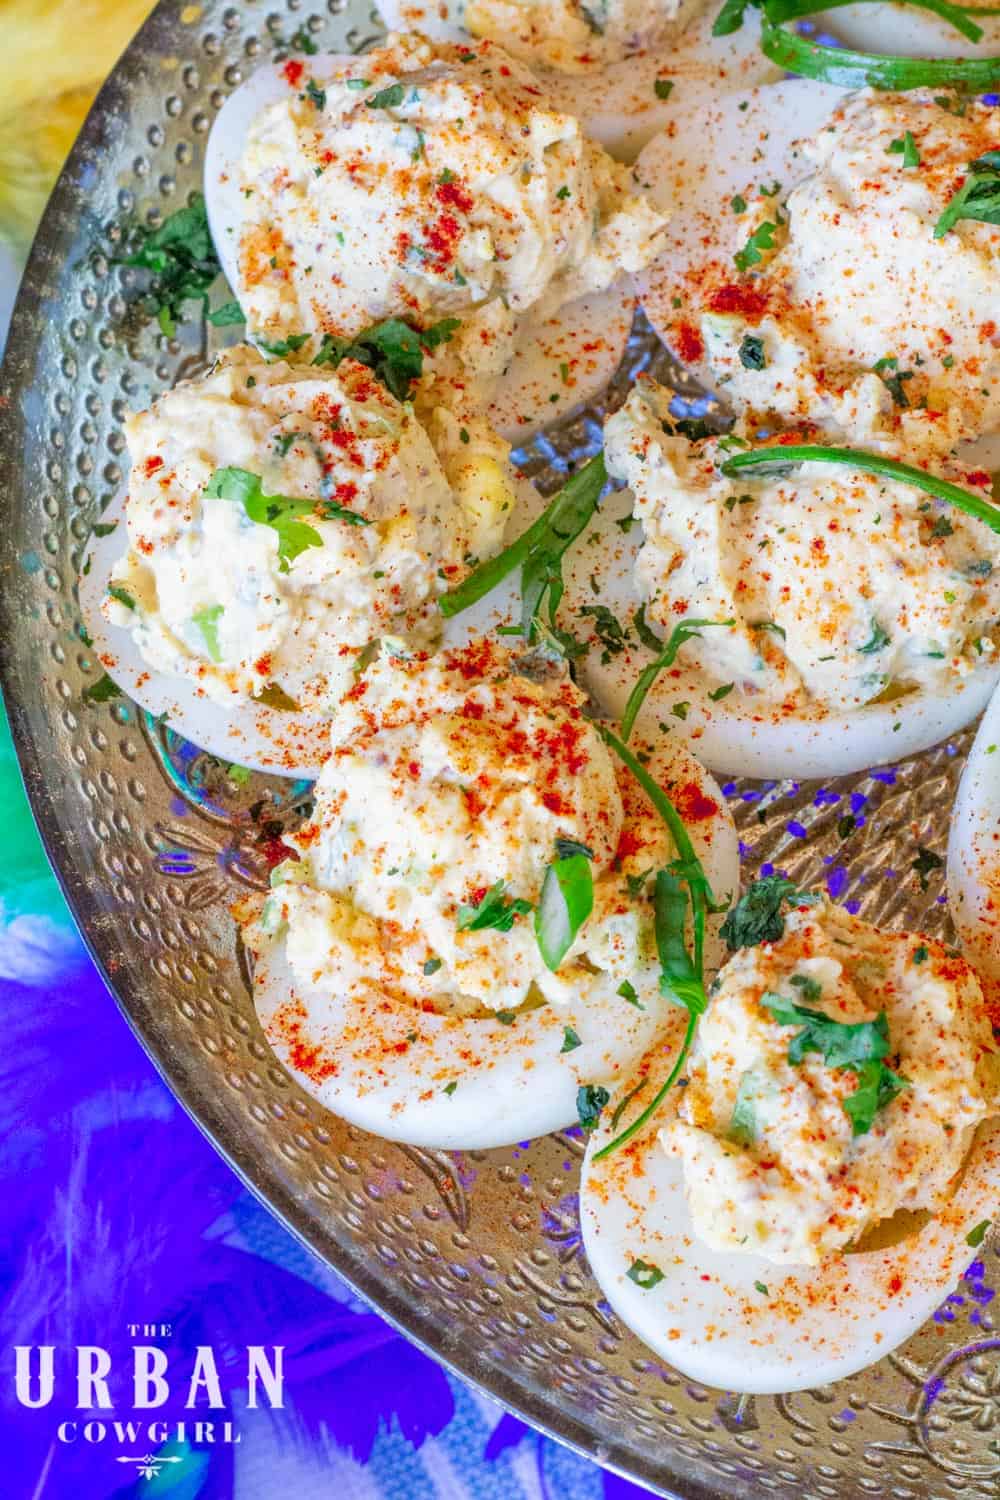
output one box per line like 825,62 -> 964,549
103,345 -> 514,711
237,33 -> 666,403
604,381 -> 1000,709
462,0 -> 707,73
663,897 -> 1000,1266
259,642 -> 673,1016
669,90 -> 1000,455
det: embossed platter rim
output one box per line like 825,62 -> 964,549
1,4 -> 998,1498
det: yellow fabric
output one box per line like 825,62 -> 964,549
0,0 -> 153,249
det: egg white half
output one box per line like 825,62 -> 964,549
370,3 -> 781,162
557,485 -> 1000,779
948,681 -> 1000,1009
78,475 -> 542,779
580,1079 -> 1000,1393
246,730 -> 739,1149
635,78 -> 845,374
203,55 -> 633,441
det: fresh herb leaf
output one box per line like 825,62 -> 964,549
858,619 -> 891,654
440,456 -> 607,631
738,334 -> 767,370
423,956 -> 443,975
633,602 -> 663,652
734,219 -> 780,274
207,299 -> 245,326
443,1080 -> 458,1096
108,584 -> 136,610
312,315 -> 459,401
622,617 -> 734,740
305,78 -> 326,109
536,852 -> 594,970
966,1218 -> 992,1247
754,1280 -> 769,1297
561,1025 -> 583,1053
82,673 -> 122,705
762,994 -> 908,1135
367,82 -> 406,110
579,604 -> 630,663
192,603 -> 224,662
887,131 -> 920,168
912,845 -> 944,890
204,467 -> 324,572
456,880 -> 532,932
93,521 -> 118,538
790,972 -> 822,1003
627,1258 -> 665,1288
257,333 -> 310,357
912,945 -> 929,964
654,78 -> 674,99
728,1071 -> 758,1145
719,875 -> 811,951
931,515 -> 955,538
577,1084 -> 610,1132
709,682 -> 734,701
120,193 -> 223,335
935,150 -> 1000,238
873,354 -> 915,407
617,978 -> 642,1007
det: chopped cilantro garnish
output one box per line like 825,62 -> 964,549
912,845 -> 944,891
966,1219 -> 992,1247
312,315 -> 459,401
561,1025 -> 583,1053
82,673 -> 122,705
443,1081 -> 458,1096
622,616 -> 733,740
738,334 -> 767,370
734,219 -> 780,274
627,1258 -> 665,1288
617,979 -> 642,1008
456,880 -> 532,932
367,82 -> 405,110
709,681 -> 734,701
858,620 -> 890,655
719,875 -> 813,951
207,299 -> 245,326
887,131 -> 920,169
754,1281 -> 769,1297
192,604 -> 224,662
654,78 -> 674,99
205,467 -> 363,572
119,193 -> 223,337
423,956 -> 443,975
762,994 -> 908,1134
728,1070 -> 758,1145
731,194 -> 747,214
257,333 -> 310,358
872,355 -> 915,407
304,78 -> 326,110
577,1084 -> 610,1132
108,584 -> 136,611
912,945 -> 929,964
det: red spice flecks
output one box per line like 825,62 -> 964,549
707,283 -> 770,319
283,59 -> 305,88
143,455 -> 165,477
254,654 -> 272,678
966,469 -> 992,489
673,322 -> 704,364
260,837 -> 294,869
671,780 -> 719,824
435,178 -> 474,215
424,212 -> 462,274
615,829 -> 644,861
542,790 -> 574,817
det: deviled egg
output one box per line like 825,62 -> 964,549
558,379 -> 1000,778
949,680 -> 1000,1021
637,84 -> 1000,455
205,34 -> 667,439
581,879 -> 1000,1391
244,638 -> 738,1147
80,344 -> 529,776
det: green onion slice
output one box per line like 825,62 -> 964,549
622,617 -> 735,742
759,7 -> 1000,90
439,455 -> 607,619
720,445 -> 1000,535
535,851 -> 595,971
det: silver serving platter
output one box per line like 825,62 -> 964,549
1,3 -> 998,1494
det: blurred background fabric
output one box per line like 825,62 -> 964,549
0,3 -> 644,1495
